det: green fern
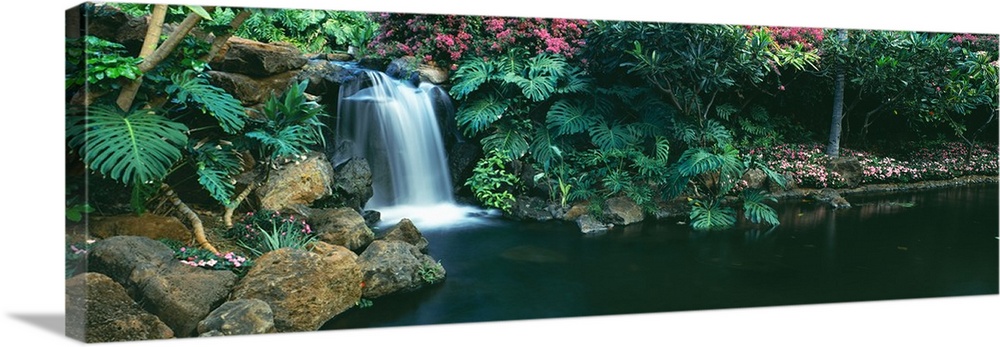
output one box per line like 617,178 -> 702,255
741,189 -> 780,226
66,105 -> 188,185
690,199 -> 737,231
167,70 -> 247,134
546,99 -> 597,136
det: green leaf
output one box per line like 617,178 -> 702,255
456,95 -> 509,137
546,99 -> 597,136
66,105 -> 188,185
450,58 -> 496,100
186,5 -> 213,20
742,189 -> 780,226
482,126 -> 529,160
168,70 -> 247,134
589,120 -> 633,151
690,199 -> 736,230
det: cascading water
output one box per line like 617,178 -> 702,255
335,70 -> 487,228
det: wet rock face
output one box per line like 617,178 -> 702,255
229,246 -> 362,332
256,152 -> 335,212
356,240 -> 446,299
207,70 -> 300,106
87,236 -> 238,337
576,214 -> 611,234
511,196 -> 555,222
197,299 -> 276,336
333,157 -> 374,211
66,272 -> 175,343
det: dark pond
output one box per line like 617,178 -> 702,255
324,185 -> 999,330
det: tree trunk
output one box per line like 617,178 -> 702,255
202,9 -> 251,63
115,4 -> 167,111
162,183 -> 219,254
223,181 -> 257,227
116,7 -> 213,111
825,29 -> 849,158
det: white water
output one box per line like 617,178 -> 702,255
335,70 -> 483,228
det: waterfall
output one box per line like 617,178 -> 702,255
336,70 -> 480,227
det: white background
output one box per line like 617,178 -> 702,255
1,0 -> 997,346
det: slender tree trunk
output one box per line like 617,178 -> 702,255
115,5 -> 167,111
202,9 -> 251,63
162,183 -> 219,254
223,181 -> 257,227
826,29 -> 848,158
117,7 -> 212,111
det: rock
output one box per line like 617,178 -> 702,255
230,247 -> 362,332
814,188 -> 852,209
827,156 -> 863,188
87,236 -> 238,337
603,196 -> 645,226
576,214 -> 610,234
361,210 -> 381,225
742,168 -> 768,190
66,272 -> 174,343
197,299 -> 275,336
385,56 -> 421,86
212,37 -> 308,77
511,196 -> 554,221
256,152 -> 335,212
207,70 -> 300,106
448,141 -> 482,195
81,5 -> 148,54
296,59 -> 362,99
417,64 -> 450,84
562,203 -> 590,221
88,214 -> 191,243
356,240 -> 446,299
139,264 -> 238,337
381,218 -> 429,252
333,157 -> 374,211
305,207 -> 375,251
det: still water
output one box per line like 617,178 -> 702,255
324,185 -> 998,329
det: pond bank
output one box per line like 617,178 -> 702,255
772,175 -> 999,200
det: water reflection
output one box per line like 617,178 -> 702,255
325,185 -> 999,330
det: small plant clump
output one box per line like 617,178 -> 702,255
159,239 -> 254,276
226,210 -> 318,256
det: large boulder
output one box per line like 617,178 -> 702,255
305,207 -> 375,251
827,156 -> 863,188
207,70 -> 301,106
66,272 -> 174,343
88,214 -> 191,243
385,56 -> 421,86
87,236 -> 238,337
229,245 -> 362,332
197,299 -> 276,337
356,240 -> 446,299
256,152 -> 335,212
603,196 -> 645,226
333,157 -> 374,211
380,218 -> 429,252
212,37 -> 308,77
576,214 -> 610,234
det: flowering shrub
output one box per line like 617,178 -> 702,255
755,26 -> 825,51
750,142 -> 999,188
226,210 -> 317,256
370,13 -> 587,68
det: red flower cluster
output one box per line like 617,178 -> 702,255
371,13 -> 588,67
